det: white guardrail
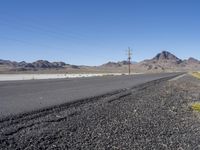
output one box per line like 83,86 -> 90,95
0,73 -> 138,81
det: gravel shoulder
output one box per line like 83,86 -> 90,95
1,74 -> 200,149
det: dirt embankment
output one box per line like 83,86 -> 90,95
1,74 -> 200,149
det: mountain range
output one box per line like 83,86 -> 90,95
0,51 -> 200,73
102,51 -> 200,72
0,59 -> 80,71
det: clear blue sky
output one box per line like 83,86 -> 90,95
0,0 -> 200,65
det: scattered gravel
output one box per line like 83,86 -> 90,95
1,74 -> 200,149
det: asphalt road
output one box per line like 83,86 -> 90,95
0,73 -> 181,118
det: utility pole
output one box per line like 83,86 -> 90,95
127,47 -> 132,75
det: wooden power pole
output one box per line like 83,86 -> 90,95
127,47 -> 132,75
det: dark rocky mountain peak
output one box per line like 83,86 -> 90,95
152,51 -> 182,64
154,51 -> 178,60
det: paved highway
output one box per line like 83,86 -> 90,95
0,73 -> 181,118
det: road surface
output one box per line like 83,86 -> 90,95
0,73 -> 181,118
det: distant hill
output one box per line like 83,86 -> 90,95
184,57 -> 200,65
101,60 -> 136,67
136,51 -> 200,71
101,61 -> 122,67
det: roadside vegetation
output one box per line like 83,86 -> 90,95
191,102 -> 200,112
190,72 -> 200,112
191,72 -> 200,79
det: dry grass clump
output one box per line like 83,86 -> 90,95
191,102 -> 200,112
191,72 -> 200,79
